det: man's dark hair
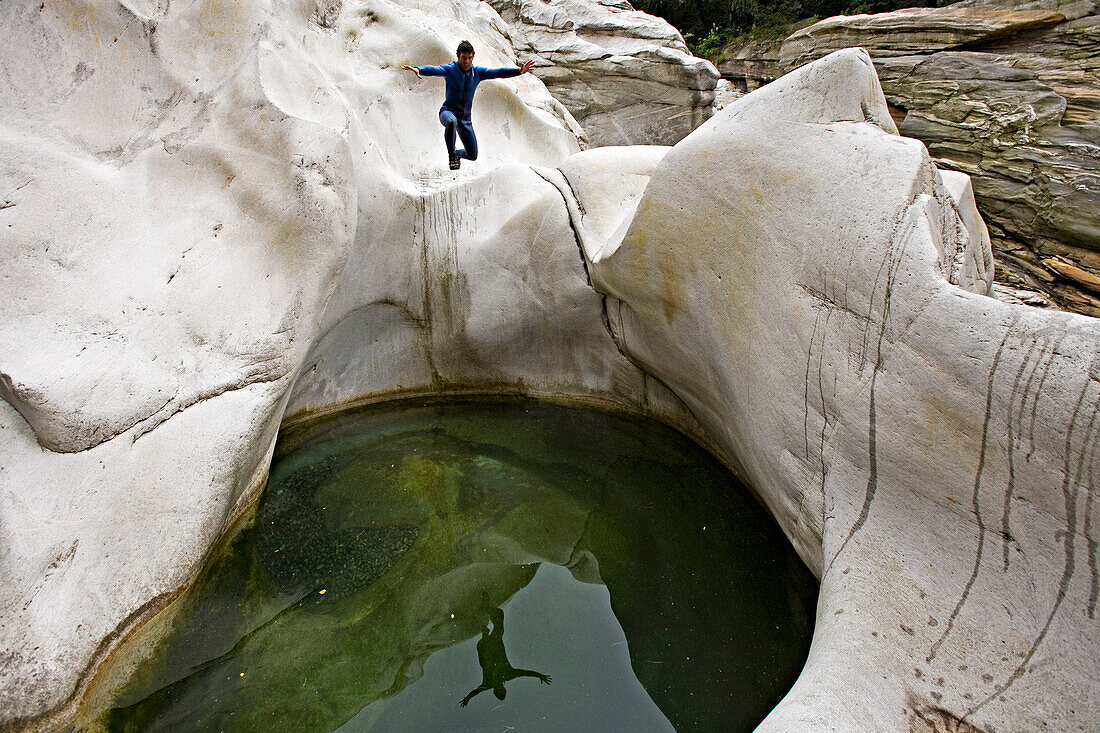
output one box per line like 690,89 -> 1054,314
456,40 -> 474,55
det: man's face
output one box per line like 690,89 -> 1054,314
457,50 -> 474,71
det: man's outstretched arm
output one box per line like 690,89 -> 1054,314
478,60 -> 535,79
403,64 -> 447,78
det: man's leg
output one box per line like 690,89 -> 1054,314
439,109 -> 460,169
456,120 -> 478,161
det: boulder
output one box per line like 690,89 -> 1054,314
575,48 -> 1100,731
486,0 -> 719,146
780,5 -> 1067,68
717,34 -> 787,93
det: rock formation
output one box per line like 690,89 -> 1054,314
0,0 -> 623,727
487,0 -> 719,146
722,0 -> 1100,317
572,48 -> 1098,731
0,1 -> 1097,732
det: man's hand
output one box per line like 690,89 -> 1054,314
402,65 -> 422,79
519,60 -> 535,75
536,672 -> 552,684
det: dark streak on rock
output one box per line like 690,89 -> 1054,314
1087,491 -> 1099,620
827,226 -> 907,571
798,282 -> 875,329
1026,333 -> 1066,461
131,371 -> 285,445
964,367 -> 1096,720
599,295 -> 629,361
803,311 -> 822,460
415,195 -> 440,388
1072,395 -> 1100,619
1002,337 -> 1038,571
909,700 -> 991,733
1087,395 -> 1099,618
928,314 -> 1017,664
1015,336 -> 1050,464
531,168 -> 635,367
531,169 -> 593,288
817,309 -> 834,501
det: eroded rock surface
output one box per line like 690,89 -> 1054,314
487,0 -> 719,146
1,2 -> 1097,733
580,48 -> 1100,732
0,0 -> 679,727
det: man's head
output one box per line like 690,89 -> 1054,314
493,685 -> 506,700
456,40 -> 475,71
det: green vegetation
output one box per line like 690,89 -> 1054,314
634,0 -> 940,62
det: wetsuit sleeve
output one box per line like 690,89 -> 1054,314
418,64 -> 447,77
478,66 -> 521,79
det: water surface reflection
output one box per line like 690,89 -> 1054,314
101,398 -> 817,732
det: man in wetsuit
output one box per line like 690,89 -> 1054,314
404,40 -> 535,170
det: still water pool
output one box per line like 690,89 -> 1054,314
100,398 -> 817,732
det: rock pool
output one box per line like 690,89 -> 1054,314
95,398 -> 817,732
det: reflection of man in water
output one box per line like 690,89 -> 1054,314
460,606 -> 551,707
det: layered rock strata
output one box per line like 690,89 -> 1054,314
0,1 -> 1097,732
774,0 -> 1100,317
487,0 -> 719,146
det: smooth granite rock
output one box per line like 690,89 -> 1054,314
486,0 -> 719,146
2,1 -> 1097,732
581,48 -> 1099,732
0,0 -> 694,728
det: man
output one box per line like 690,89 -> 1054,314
404,41 -> 535,170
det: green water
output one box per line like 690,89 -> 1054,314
102,398 -> 817,732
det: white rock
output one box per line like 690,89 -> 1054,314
0,0 -> 658,725
555,144 -> 670,262
1,0 -> 355,720
939,168 -> 995,296
282,162 -> 690,424
712,78 -> 743,110
589,48 -> 1100,732
488,0 -> 719,146
2,0 -> 1097,729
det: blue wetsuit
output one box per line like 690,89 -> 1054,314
418,61 -> 522,161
